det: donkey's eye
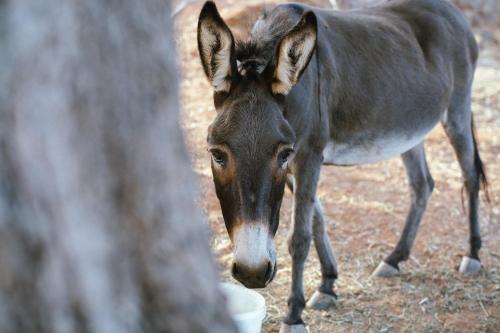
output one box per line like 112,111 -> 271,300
278,148 -> 294,168
210,149 -> 227,166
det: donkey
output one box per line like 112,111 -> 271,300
197,0 -> 487,331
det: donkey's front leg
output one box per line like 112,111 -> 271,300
280,153 -> 322,333
306,199 -> 338,310
286,177 -> 338,311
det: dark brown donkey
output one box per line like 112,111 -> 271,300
197,0 -> 488,331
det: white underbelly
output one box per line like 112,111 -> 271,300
323,130 -> 430,165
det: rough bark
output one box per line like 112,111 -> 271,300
0,1 -> 236,333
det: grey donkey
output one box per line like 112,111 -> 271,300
197,0 -> 488,331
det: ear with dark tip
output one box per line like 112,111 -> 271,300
197,1 -> 237,93
268,11 -> 318,95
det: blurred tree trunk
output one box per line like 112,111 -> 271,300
0,1 -> 236,333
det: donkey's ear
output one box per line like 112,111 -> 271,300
268,11 -> 317,95
197,1 -> 237,93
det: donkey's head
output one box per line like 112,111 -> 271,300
198,1 -> 317,288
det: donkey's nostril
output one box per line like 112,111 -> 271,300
231,261 -> 273,288
264,261 -> 273,282
232,262 -> 240,278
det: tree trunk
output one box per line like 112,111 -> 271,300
0,1 -> 236,333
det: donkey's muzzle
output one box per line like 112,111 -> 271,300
231,222 -> 276,288
232,260 -> 274,289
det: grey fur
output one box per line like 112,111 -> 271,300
384,143 -> 434,269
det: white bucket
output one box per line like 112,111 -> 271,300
220,283 -> 266,333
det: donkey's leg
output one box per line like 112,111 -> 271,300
442,95 -> 484,275
373,143 -> 434,277
306,199 -> 338,310
280,154 -> 322,333
286,176 -> 338,311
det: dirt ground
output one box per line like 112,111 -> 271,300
174,1 -> 500,332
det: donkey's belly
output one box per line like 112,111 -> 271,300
322,128 -> 432,165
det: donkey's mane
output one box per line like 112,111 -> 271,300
235,4 -> 304,75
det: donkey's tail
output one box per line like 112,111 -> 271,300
471,115 -> 489,202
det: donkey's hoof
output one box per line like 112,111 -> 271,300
279,323 -> 306,333
458,256 -> 481,275
372,261 -> 399,278
306,290 -> 337,310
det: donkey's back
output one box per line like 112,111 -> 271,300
308,0 -> 479,164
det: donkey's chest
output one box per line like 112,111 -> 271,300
322,129 -> 430,165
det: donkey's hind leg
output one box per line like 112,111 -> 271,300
286,176 -> 338,310
373,142 -> 434,277
442,93 -> 486,275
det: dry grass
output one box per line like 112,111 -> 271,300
175,1 -> 500,332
